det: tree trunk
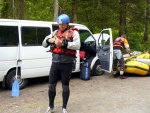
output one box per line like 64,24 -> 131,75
71,0 -> 77,23
101,0 -> 104,30
12,0 -> 15,18
142,0 -> 150,43
54,0 -> 59,21
119,0 -> 127,36
17,0 -> 25,19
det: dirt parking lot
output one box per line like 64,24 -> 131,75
1,73 -> 150,113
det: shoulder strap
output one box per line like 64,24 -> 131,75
65,29 -> 73,39
114,37 -> 121,42
70,27 -> 79,31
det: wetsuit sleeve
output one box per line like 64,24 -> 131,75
67,30 -> 81,50
42,34 -> 52,48
42,30 -> 57,48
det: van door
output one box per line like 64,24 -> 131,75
97,28 -> 113,73
19,24 -> 52,79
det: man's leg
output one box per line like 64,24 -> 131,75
115,50 -> 126,79
113,50 -> 119,77
113,59 -> 118,77
48,62 -> 60,108
118,57 -> 126,79
60,63 -> 73,109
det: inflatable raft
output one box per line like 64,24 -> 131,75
117,52 -> 150,75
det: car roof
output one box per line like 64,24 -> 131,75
0,19 -> 89,30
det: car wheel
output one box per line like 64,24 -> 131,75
92,61 -> 105,76
6,70 -> 28,90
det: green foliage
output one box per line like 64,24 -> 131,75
25,0 -> 54,21
128,32 -> 150,52
0,0 -> 149,51
0,0 -> 3,16
0,0 -> 12,18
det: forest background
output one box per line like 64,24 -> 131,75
0,0 -> 150,51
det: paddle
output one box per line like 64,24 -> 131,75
12,45 -> 20,97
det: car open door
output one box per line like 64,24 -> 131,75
97,28 -> 113,73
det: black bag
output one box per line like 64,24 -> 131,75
80,60 -> 91,80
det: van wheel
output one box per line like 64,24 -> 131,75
6,70 -> 28,90
92,61 -> 105,76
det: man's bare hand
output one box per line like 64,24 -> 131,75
55,38 -> 62,47
48,38 -> 56,43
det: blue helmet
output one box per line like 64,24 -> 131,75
56,14 -> 70,24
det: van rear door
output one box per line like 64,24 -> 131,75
97,28 -> 113,73
0,23 -> 19,81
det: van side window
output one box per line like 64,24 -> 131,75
78,30 -> 96,54
0,26 -> 19,46
21,27 -> 50,46
52,25 -> 59,32
78,30 -> 94,42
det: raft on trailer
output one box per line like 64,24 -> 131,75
117,51 -> 150,76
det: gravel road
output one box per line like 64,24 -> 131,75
0,73 -> 150,113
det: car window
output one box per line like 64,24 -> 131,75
94,33 -> 110,46
78,30 -> 94,42
84,36 -> 94,42
0,25 -> 19,47
21,26 -> 50,46
52,25 -> 59,31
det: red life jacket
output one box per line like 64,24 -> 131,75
51,28 -> 78,56
113,37 -> 124,48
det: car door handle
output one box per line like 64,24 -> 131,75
102,46 -> 109,51
102,52 -> 111,55
102,53 -> 107,55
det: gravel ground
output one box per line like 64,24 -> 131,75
1,73 -> 150,113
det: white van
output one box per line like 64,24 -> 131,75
0,19 -> 113,89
